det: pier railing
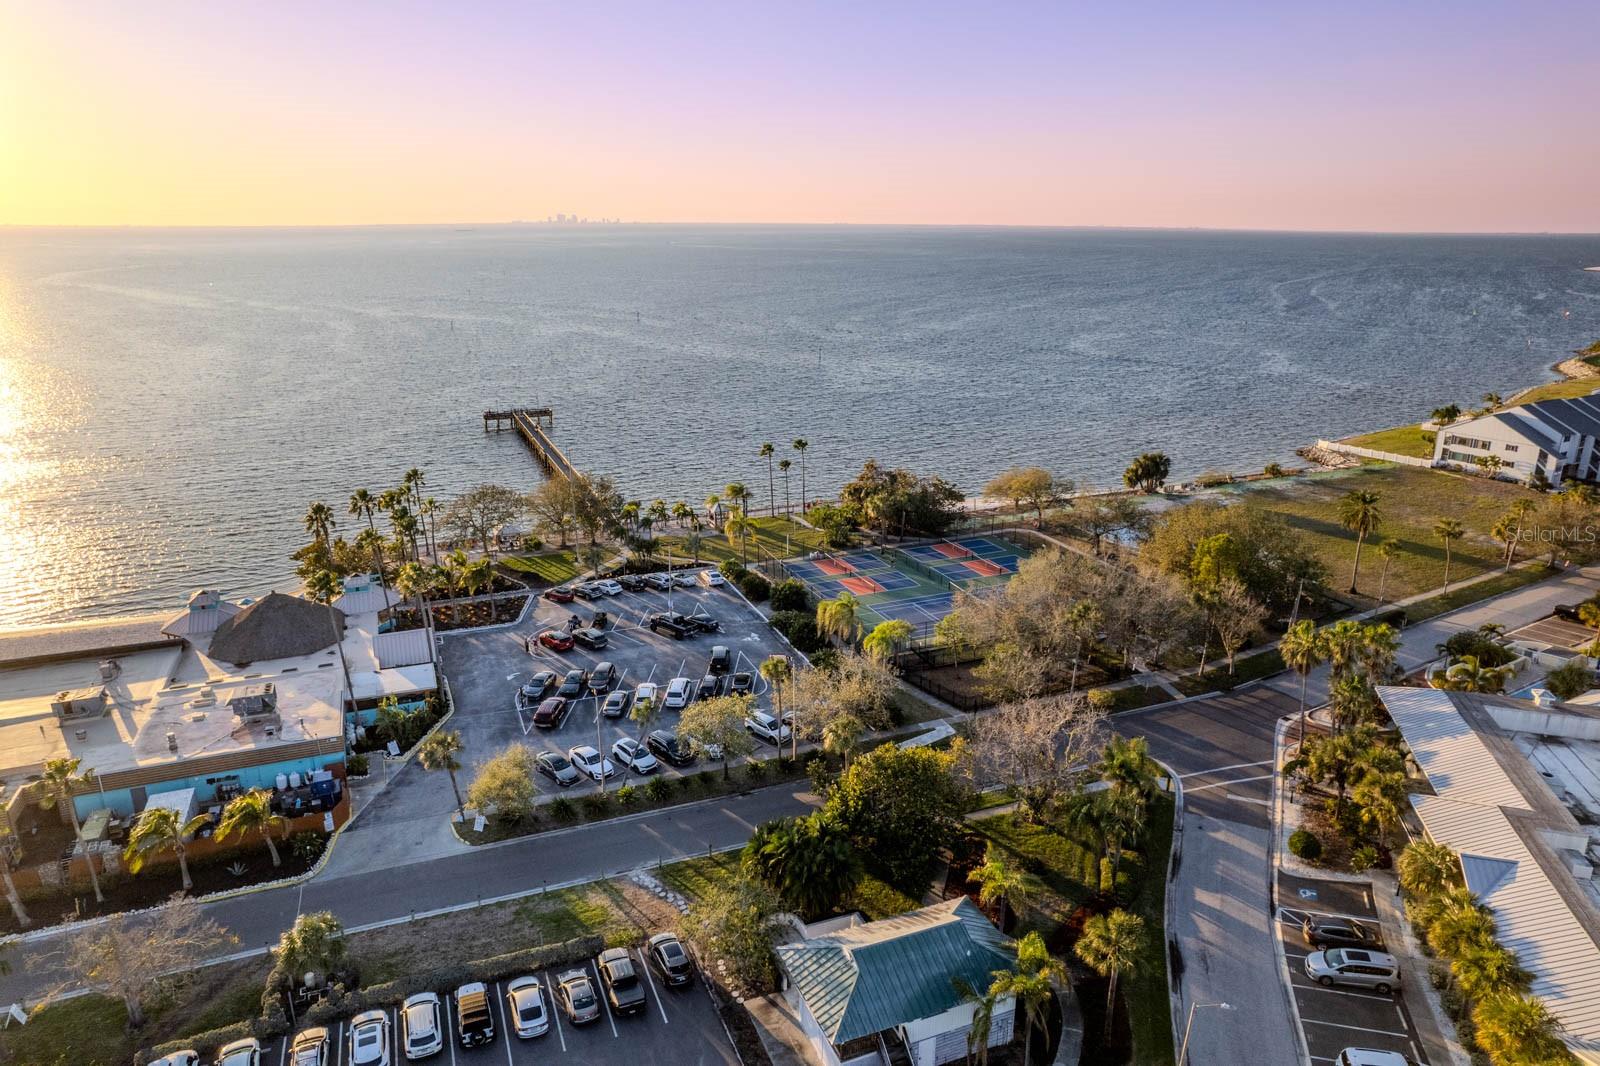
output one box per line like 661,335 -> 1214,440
484,406 -> 578,479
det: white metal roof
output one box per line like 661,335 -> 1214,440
1376,687 -> 1530,811
1411,794 -> 1600,1051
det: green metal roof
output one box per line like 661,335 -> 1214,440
776,897 -> 1015,1044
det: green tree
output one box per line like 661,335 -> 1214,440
1451,943 -> 1527,1011
1543,659 -> 1594,700
759,442 -> 776,516
275,910 -> 347,983
1073,910 -> 1145,1043
1122,452 -> 1171,494
418,729 -> 467,819
821,712 -> 865,766
1374,539 -> 1400,602
992,931 -> 1070,1066
1398,839 -> 1460,899
1471,993 -> 1569,1065
214,789 -> 288,867
724,512 -> 755,566
348,488 -> 389,592
816,591 -> 861,644
778,459 -> 793,517
39,756 -> 104,903
725,481 -> 751,517
984,467 -> 1072,525
861,618 -> 914,661
742,814 -> 861,919
792,439 -> 809,511
124,804 -> 210,892
681,874 -> 783,990
1434,517 -> 1465,588
1431,404 -> 1462,424
1431,653 -> 1515,694
466,745 -> 536,823
679,694 -> 758,779
1280,619 -> 1327,743
1337,489 -> 1382,594
823,743 -> 967,887
758,654 -> 797,757
971,843 -> 1035,926
1426,895 -> 1496,960
303,501 -> 336,545
953,979 -> 1000,1066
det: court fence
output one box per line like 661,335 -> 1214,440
889,641 -> 992,713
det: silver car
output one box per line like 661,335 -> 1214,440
1305,948 -> 1400,993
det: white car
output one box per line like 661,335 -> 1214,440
594,579 -> 624,596
289,1028 -> 330,1066
663,676 -> 693,710
149,1053 -> 200,1066
634,681 -> 658,708
673,570 -> 698,588
505,975 -> 550,1038
688,734 -> 724,760
215,1039 -> 262,1066
568,745 -> 618,781
745,710 -> 791,744
611,737 -> 659,774
348,1010 -> 391,1066
697,570 -> 725,587
400,992 -> 443,1060
1336,1052 -> 1413,1066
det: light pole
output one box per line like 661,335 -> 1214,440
1176,1001 -> 1233,1065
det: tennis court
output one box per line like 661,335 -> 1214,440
898,534 -> 1025,589
785,549 -> 920,600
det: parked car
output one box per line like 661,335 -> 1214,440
521,670 -> 557,702
634,681 -> 658,709
745,710 -> 791,745
709,645 -> 732,674
555,969 -> 601,1025
543,586 -> 576,603
596,948 -> 648,1015
347,1012 -> 391,1066
673,571 -> 698,588
536,750 -> 580,787
646,729 -> 697,767
601,689 -> 633,718
215,1040 -> 262,1066
690,734 -> 724,760
594,579 -> 624,596
572,626 -> 609,650
505,975 -> 549,1038
288,1029 -> 329,1066
556,669 -> 588,697
1304,917 -> 1382,951
697,570 -> 726,588
646,932 -> 695,986
618,574 -> 648,592
573,583 -> 603,601
455,982 -> 496,1047
148,1055 -> 199,1066
644,572 -> 675,591
569,745 -> 617,781
1336,1051 -> 1413,1066
698,672 -> 722,699
533,697 -> 570,729
611,737 -> 659,774
663,676 -> 693,710
400,992 -> 443,1060
1305,948 -> 1400,994
727,671 -> 754,695
684,613 -> 721,633
648,612 -> 691,639
537,629 -> 575,652
588,661 -> 618,692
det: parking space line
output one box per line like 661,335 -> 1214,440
332,1019 -> 343,1066
446,994 -> 457,1066
1179,759 -> 1273,778
493,981 -> 514,1066
389,1006 -> 398,1065
636,947 -> 669,1024
1301,1018 -> 1412,1038
279,1032 -> 289,1066
545,970 -> 567,1052
1294,981 -> 1403,1004
1278,906 -> 1381,925
591,961 -> 620,1038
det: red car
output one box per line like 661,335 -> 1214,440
544,586 -> 576,604
538,630 -> 575,652
533,697 -> 570,728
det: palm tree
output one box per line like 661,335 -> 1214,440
420,496 -> 441,560
670,500 -> 693,529
792,439 -> 809,511
724,513 -> 755,566
1074,910 -> 1144,1043
1431,653 -> 1515,694
1279,620 -> 1327,745
1352,769 -> 1407,836
1472,993 -> 1569,1065
759,442 -> 776,516
214,789 -> 288,866
1579,599 -> 1600,655
1496,499 -> 1535,570
741,815 -> 860,919
1452,943 -> 1526,1009
822,713 -> 865,766
778,459 -> 793,518
620,500 -> 641,532
0,824 -> 28,927
1097,735 -> 1159,807
1431,404 -> 1462,424
418,730 -> 466,819
1374,540 -> 1399,602
394,562 -> 437,649
725,482 -> 750,518
1482,391 -> 1504,409
124,805 -> 210,892
1337,490 -> 1382,594
648,499 -> 670,529
861,618 -> 914,661
1434,518 -> 1464,588
815,592 -> 860,644
303,501 -> 336,545
952,979 -> 999,1066
403,467 -> 427,512
971,844 -> 1032,928
1426,895 -> 1496,960
38,757 -> 104,903
349,488 -> 390,592
373,696 -> 415,748
993,931 -> 1070,1066
1397,839 -> 1459,899
759,655 -> 796,758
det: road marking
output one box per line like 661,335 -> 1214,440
636,947 -> 669,1024
1301,1018 -> 1411,1038
592,961 -> 619,1038
279,1031 -> 289,1066
494,981 -> 514,1066
1278,906 -> 1382,925
446,995 -> 456,1066
1183,774 -> 1274,793
389,1006 -> 398,1065
1293,981 -> 1402,1003
1180,759 -> 1273,778
333,1019 -> 344,1066
545,970 -> 567,1052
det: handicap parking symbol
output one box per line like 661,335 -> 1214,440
1298,888 -> 1318,900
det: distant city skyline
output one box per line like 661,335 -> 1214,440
2,1 -> 1597,232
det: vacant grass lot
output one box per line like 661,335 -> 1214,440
1511,377 -> 1600,404
1340,424 -> 1436,459
657,514 -> 833,566
1235,464 -> 1538,604
501,548 -> 582,583
656,849 -> 920,920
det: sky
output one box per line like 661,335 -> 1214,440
2,1 -> 1596,232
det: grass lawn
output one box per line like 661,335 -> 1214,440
1235,463 -> 1539,605
655,849 -> 920,920
1402,562 -> 1559,622
657,515 -> 833,566
1,995 -> 130,1066
501,549 -> 582,583
1096,684 -> 1169,713
1512,377 -> 1600,404
1341,424 -> 1436,459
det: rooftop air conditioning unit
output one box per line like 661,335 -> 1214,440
97,659 -> 120,681
166,731 -> 178,752
51,687 -> 107,722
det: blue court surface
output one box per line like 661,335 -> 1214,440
862,590 -> 956,625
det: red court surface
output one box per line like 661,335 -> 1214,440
964,558 -> 1007,577
933,542 -> 974,559
816,558 -> 855,576
840,575 -> 885,595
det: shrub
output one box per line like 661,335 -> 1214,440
582,793 -> 613,818
1350,845 -> 1379,873
1439,629 -> 1515,667
675,773 -> 698,793
289,832 -> 325,865
744,759 -> 768,782
770,579 -> 810,613
720,561 -> 748,583
644,776 -> 674,803
347,753 -> 370,777
1263,463 -> 1285,478
547,797 -> 577,822
1086,688 -> 1117,713
736,571 -> 770,602
615,784 -> 639,809
1544,659 -> 1594,700
809,647 -> 842,672
1098,856 -> 1115,895
694,770 -> 719,792
1288,829 -> 1322,861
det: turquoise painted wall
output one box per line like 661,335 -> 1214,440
76,753 -> 344,819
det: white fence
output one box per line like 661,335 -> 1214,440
1314,439 -> 1437,469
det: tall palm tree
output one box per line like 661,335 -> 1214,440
0,824 -> 28,927
39,757 -> 104,903
759,442 -> 776,516
1434,518 -> 1464,589
1374,540 -> 1399,603
703,493 -> 721,528
822,712 -> 864,766
1074,910 -> 1145,1040
778,459 -> 793,518
394,562 -> 436,642
303,501 -> 336,545
971,844 -> 1032,928
648,499 -> 670,528
725,482 -> 750,518
1472,993 -> 1569,1065
349,488 -> 390,593
792,439 -> 809,511
1337,490 -> 1382,594
670,500 -> 693,529
1497,499 -> 1535,571
124,805 -> 210,892
815,592 -> 860,644
419,730 -> 466,819
1397,839 -> 1459,899
1452,943 -> 1526,1010
724,512 -> 754,566
758,655 -> 796,758
214,789 -> 288,867
953,979 -> 999,1066
403,467 -> 427,512
421,496 -> 441,560
1279,620 -> 1327,745
993,931 -> 1070,1066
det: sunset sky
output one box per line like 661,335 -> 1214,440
2,1 -> 1596,231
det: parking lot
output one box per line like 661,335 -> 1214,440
1276,872 -> 1431,1065
440,571 -> 798,795
256,945 -> 738,1066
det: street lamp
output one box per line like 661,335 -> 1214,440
1176,1001 -> 1234,1065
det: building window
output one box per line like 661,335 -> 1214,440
1443,434 -> 1493,450
1503,444 -> 1518,453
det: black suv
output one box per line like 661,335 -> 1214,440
649,613 -> 691,640
684,613 -> 721,634
556,670 -> 588,698
646,933 -> 695,986
618,574 -> 648,592
572,627 -> 609,650
709,645 -> 732,674
646,730 -> 697,767
1303,918 -> 1381,950
596,949 -> 647,1016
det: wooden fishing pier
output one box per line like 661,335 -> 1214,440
483,406 -> 577,479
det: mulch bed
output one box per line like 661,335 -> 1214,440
389,594 -> 529,632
